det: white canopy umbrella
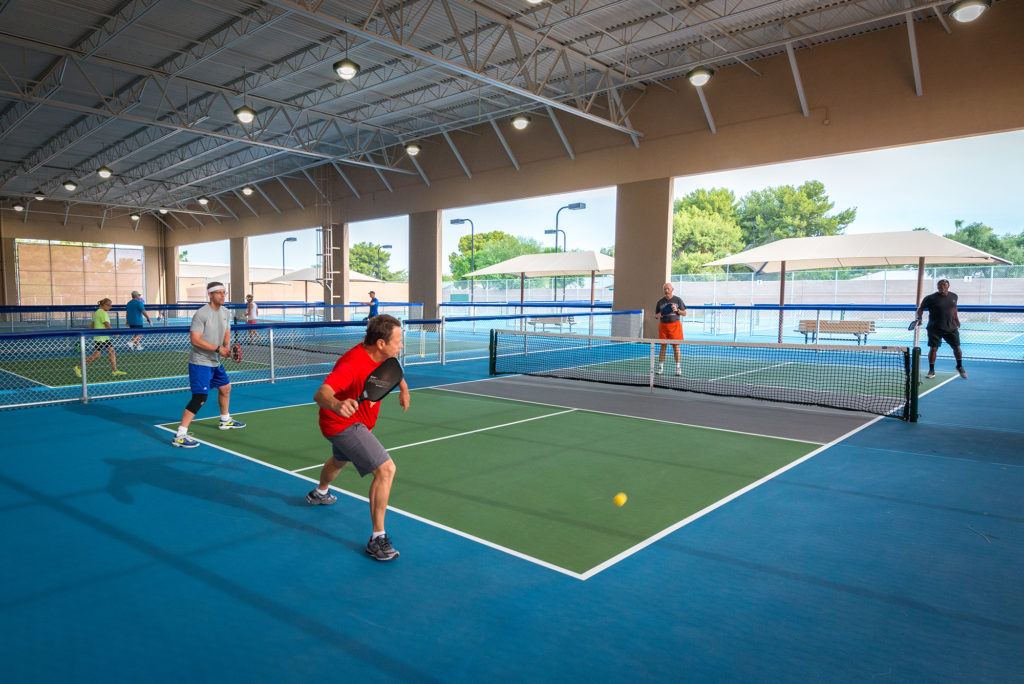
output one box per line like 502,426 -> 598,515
264,266 -> 381,283
465,251 -> 614,305
703,230 -> 1011,342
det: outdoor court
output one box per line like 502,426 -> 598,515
1,358 -> 1021,681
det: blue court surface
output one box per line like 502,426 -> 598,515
1,358 -> 1021,682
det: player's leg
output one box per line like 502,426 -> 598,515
108,346 -> 123,374
925,327 -> 940,378
173,365 -> 211,447
212,367 -> 245,429
947,330 -> 966,378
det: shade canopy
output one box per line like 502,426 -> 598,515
465,250 -> 615,277
264,267 -> 380,283
703,231 -> 1011,273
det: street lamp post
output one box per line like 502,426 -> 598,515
450,218 -> 475,302
281,236 -> 297,275
544,228 -> 563,302
376,244 -> 393,280
553,202 -> 586,301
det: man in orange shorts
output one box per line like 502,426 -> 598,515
655,282 -> 686,375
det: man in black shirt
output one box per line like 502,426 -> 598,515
916,279 -> 966,379
655,282 -> 686,375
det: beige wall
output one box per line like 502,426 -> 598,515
3,6 -> 1023,308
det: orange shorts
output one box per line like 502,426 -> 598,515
658,320 -> 683,340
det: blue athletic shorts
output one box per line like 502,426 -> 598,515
188,363 -> 230,393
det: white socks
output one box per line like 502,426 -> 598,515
176,426 -> 188,437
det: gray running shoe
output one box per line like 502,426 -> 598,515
925,370 -> 936,379
366,534 -> 399,561
306,488 -> 337,505
957,367 -> 967,379
172,435 -> 199,448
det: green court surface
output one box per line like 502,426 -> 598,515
0,349 -> 267,387
165,388 -> 821,575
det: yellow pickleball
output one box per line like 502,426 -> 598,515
613,492 -> 627,507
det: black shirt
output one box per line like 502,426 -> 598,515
655,296 -> 685,323
920,291 -> 958,331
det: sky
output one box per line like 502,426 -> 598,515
180,129 -> 1024,275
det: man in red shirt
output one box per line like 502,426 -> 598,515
306,314 -> 411,561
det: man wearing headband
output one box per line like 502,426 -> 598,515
916,278 -> 967,380
171,282 -> 246,448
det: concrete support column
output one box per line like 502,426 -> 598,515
613,177 -> 674,338
143,246 -> 164,305
229,237 -> 250,307
1,236 -> 15,306
408,210 -> 442,319
327,222 -> 350,321
163,245 -> 178,306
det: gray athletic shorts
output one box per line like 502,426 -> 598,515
326,423 -> 390,477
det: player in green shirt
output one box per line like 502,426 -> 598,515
74,298 -> 126,378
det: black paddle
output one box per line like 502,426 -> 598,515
907,318 -> 922,331
359,357 -> 404,403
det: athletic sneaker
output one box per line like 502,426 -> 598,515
656,363 -> 664,375
218,419 -> 246,430
74,365 -> 81,378
675,364 -> 682,376
366,534 -> 399,561
925,370 -> 936,379
171,435 -> 200,448
306,488 -> 337,505
112,370 -> 127,376
957,367 -> 968,379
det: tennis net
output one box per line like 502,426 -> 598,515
490,329 -> 918,419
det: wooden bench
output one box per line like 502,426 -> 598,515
528,316 -> 577,332
796,319 -> 876,344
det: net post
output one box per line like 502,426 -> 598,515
649,342 -> 655,392
440,316 -> 447,365
79,334 -> 88,403
269,327 -> 276,383
908,346 -> 920,422
489,329 -> 496,375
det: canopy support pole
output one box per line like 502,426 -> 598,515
913,256 -> 925,348
777,260 -> 787,343
520,273 -> 525,330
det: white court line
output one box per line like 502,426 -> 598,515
0,367 -> 53,388
152,421 -> 587,580
709,361 -> 793,382
290,409 -> 577,473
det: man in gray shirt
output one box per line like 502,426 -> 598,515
171,282 -> 246,447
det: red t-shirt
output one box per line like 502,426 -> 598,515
318,344 -> 383,437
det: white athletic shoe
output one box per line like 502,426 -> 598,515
675,364 -> 682,376
656,363 -> 664,375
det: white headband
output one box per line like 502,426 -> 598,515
207,284 -> 226,293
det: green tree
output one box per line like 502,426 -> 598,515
600,246 -> 615,257
350,241 -> 402,280
944,220 -> 1024,265
674,187 -> 738,224
671,206 -> 744,273
178,250 -> 189,262
448,230 -> 517,279
736,180 -> 856,247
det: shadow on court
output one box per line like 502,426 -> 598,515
102,456 -> 363,554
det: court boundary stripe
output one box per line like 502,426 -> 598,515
151,422 -> 586,580
290,409 -> 577,473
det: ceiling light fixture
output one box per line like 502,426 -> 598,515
34,192 -> 45,201
198,196 -> 209,206
405,142 -> 422,157
333,58 -> 360,80
13,201 -> 25,212
511,114 -> 532,130
242,185 -> 254,196
63,180 -> 77,192
527,0 -> 544,4
234,105 -> 255,124
685,67 -> 714,87
946,0 -> 991,22
159,208 -> 169,215
130,213 -> 140,221
96,166 -> 113,179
